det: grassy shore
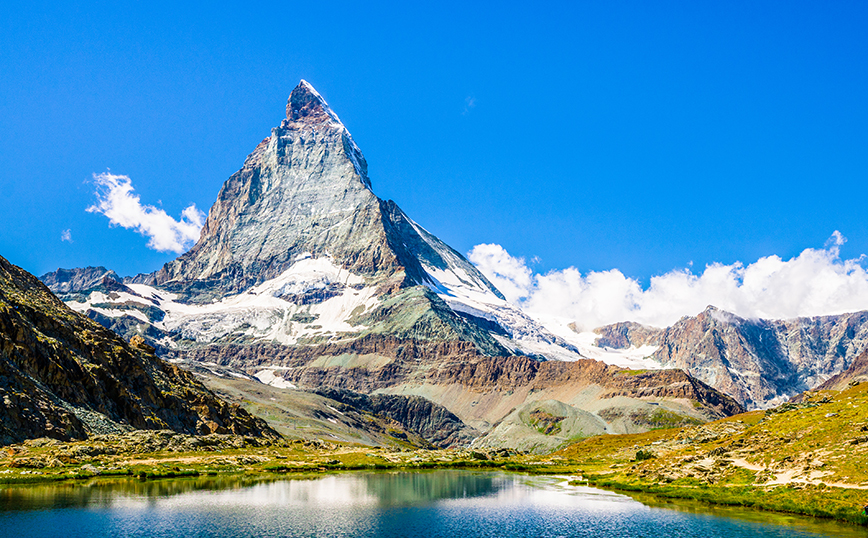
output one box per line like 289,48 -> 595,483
0,431 -> 573,487
554,382 -> 868,526
5,383 -> 868,526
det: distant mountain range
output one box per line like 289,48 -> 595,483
591,306 -> 868,408
40,80 -> 865,451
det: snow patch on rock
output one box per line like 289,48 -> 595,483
68,257 -> 379,347
254,368 -> 297,389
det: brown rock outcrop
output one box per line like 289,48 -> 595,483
591,321 -> 663,349
175,334 -> 743,419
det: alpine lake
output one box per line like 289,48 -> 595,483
1,470 -> 866,537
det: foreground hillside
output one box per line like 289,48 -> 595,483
0,255 -> 277,444
556,382 -> 868,524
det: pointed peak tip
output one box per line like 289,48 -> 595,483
294,79 -> 318,96
285,80 -> 343,126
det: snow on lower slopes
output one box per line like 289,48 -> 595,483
66,250 -> 658,369
418,260 -> 587,361
528,314 -> 662,370
67,256 -> 379,348
254,368 -> 297,389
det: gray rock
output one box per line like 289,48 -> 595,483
647,306 -> 868,408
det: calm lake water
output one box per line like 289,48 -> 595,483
1,471 -> 866,537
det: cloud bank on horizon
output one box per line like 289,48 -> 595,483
468,232 -> 868,330
87,173 -> 205,254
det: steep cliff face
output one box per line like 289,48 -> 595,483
813,348 -> 868,392
0,255 -> 278,445
647,306 -> 868,408
152,82 -> 389,298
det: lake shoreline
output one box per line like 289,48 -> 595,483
583,476 -> 868,527
4,428 -> 868,529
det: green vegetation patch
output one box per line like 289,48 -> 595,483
528,410 -> 566,436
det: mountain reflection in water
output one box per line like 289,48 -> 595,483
0,471 -> 865,538
0,471 -> 504,512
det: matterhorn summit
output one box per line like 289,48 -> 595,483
53,80 -> 574,359
152,80 -> 381,297
41,81 -> 742,451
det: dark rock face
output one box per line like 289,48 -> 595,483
0,255 -> 278,446
312,387 -> 480,448
649,306 -> 868,408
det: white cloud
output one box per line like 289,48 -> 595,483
468,234 -> 868,330
60,229 -> 72,242
466,243 -> 533,301
86,172 -> 205,254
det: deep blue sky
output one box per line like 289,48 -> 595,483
2,1 -> 866,282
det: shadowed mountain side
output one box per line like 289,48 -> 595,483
0,255 -> 278,445
312,387 -> 481,448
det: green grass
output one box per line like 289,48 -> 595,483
553,384 -> 868,525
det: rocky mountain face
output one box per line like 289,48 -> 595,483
174,334 -> 741,453
41,81 -> 744,451
591,321 -> 663,349
813,348 -> 868,392
39,266 -> 121,295
0,254 -> 278,445
591,306 -> 868,409
312,387 -> 480,449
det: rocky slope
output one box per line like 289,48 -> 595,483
813,348 -> 868,392
557,381 -> 868,524
0,254 -> 278,445
589,306 -> 868,409
172,335 -> 742,453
